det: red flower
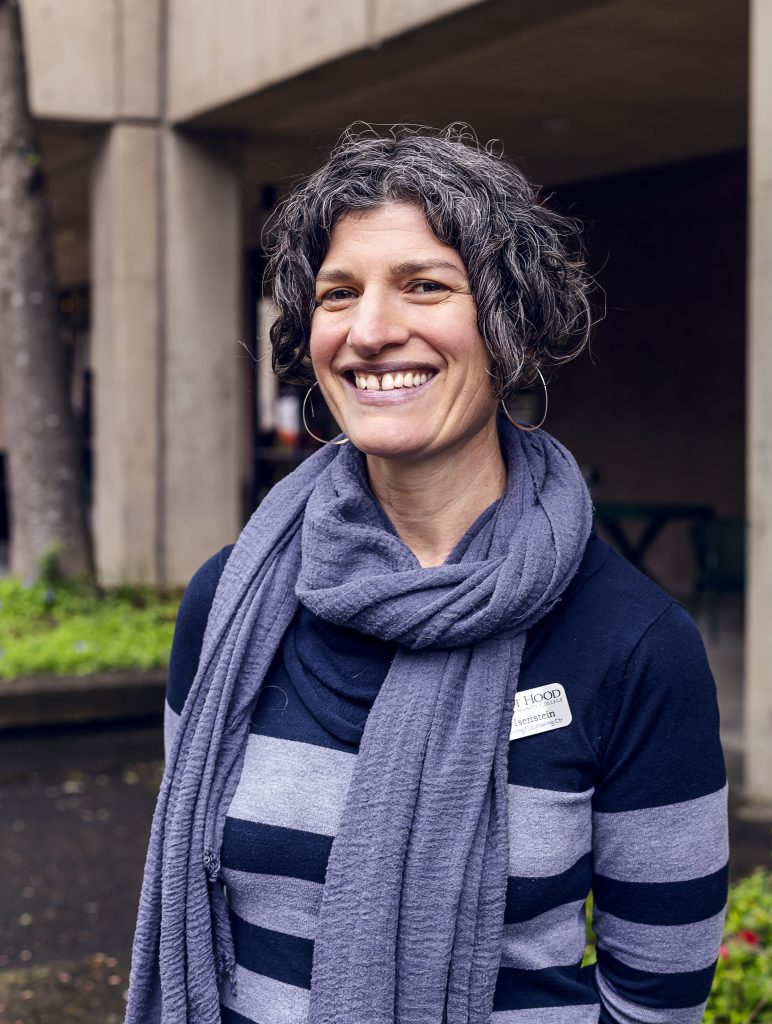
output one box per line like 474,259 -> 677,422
737,930 -> 760,945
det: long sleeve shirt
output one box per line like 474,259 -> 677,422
164,532 -> 728,1024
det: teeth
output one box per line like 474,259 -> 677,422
352,370 -> 434,391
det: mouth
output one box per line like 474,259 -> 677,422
343,368 -> 439,393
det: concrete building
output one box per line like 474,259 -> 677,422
3,0 -> 769,802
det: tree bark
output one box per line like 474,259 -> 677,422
0,0 -> 93,579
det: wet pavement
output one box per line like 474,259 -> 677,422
0,699 -> 769,1023
0,719 -> 163,1023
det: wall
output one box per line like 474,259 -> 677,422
547,151 -> 746,592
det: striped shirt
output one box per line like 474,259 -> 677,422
165,533 -> 728,1024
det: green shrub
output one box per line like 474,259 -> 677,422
582,869 -> 772,1021
705,868 -> 772,1023
0,575 -> 181,678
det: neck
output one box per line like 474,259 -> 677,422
366,418 -> 507,568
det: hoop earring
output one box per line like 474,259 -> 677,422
500,367 -> 548,432
302,382 -> 349,446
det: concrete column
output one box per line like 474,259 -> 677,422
745,0 -> 772,803
90,124 -> 161,584
90,126 -> 243,585
162,131 -> 242,585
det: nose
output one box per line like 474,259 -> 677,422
346,286 -> 410,356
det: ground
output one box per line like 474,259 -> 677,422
0,720 -> 161,1023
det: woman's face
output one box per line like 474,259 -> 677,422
309,202 -> 499,464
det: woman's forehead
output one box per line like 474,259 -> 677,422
322,202 -> 462,267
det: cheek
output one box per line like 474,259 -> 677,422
446,325 -> 493,381
308,318 -> 338,372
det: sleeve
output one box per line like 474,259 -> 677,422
588,601 -> 728,1024
163,544 -> 233,761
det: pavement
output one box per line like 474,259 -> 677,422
0,718 -> 162,1023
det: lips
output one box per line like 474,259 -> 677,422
341,366 -> 439,403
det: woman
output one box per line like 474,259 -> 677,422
127,126 -> 728,1024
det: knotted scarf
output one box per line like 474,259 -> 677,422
126,418 -> 592,1023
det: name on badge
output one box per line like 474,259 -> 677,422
510,682 -> 572,741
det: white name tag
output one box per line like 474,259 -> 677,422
510,683 -> 572,741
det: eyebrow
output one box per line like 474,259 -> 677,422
315,258 -> 465,284
391,259 -> 465,276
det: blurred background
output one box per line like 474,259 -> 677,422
0,0 -> 770,1020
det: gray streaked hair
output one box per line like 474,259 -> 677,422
265,123 -> 593,399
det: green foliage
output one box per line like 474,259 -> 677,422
582,890 -> 596,966
582,870 -> 772,1021
705,869 -> 772,1024
0,574 -> 181,678
37,541 -> 64,587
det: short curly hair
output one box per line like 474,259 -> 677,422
265,124 -> 593,399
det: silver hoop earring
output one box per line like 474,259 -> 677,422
500,367 -> 548,432
302,382 -> 349,446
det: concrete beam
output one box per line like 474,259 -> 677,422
166,0 -> 371,123
374,0 -> 485,39
20,0 -> 115,120
19,0 -> 161,122
119,0 -> 162,119
172,0 -> 615,127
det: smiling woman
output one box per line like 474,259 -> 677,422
126,125 -> 728,1024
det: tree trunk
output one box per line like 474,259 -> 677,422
0,0 -> 93,579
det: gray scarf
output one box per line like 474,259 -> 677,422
126,419 -> 592,1024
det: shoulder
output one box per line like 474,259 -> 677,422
565,534 -> 713,692
580,536 -> 707,667
539,532 -> 682,667
166,544 -> 234,715
180,544 -> 233,617
533,533 -> 717,739
573,534 -> 674,624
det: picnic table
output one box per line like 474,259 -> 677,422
593,502 -> 715,575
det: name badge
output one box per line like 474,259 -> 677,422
510,683 -> 572,741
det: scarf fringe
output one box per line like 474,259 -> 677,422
205,846 -> 238,997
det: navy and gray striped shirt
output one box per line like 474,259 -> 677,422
165,533 -> 728,1024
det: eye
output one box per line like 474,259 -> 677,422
407,280 -> 450,297
316,287 -> 357,308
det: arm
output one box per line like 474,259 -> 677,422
590,602 -> 728,1023
164,545 -> 233,760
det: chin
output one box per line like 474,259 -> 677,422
348,425 -> 429,462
